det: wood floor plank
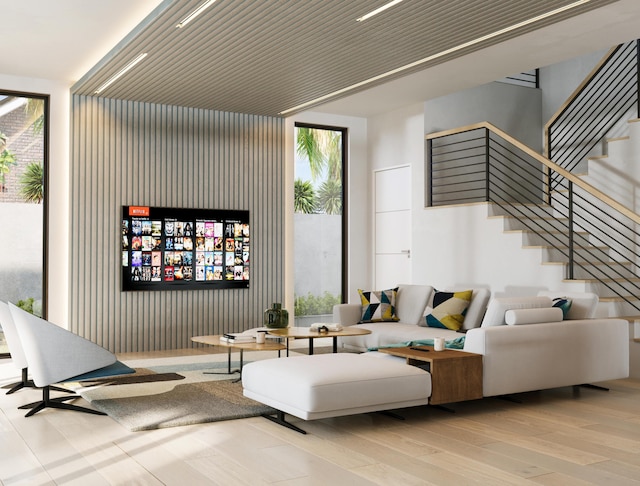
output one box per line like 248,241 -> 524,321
248,417 -> 379,470
398,421 -> 552,479
528,471 -> 598,485
448,417 -> 609,465
416,449 -> 533,485
2,352 -> 640,485
49,413 -> 164,485
484,441 -> 638,485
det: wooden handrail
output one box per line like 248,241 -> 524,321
542,44 -> 621,158
426,121 -> 640,225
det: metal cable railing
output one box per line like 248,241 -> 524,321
427,122 -> 640,313
545,40 -> 639,191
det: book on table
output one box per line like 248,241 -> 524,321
221,332 -> 255,343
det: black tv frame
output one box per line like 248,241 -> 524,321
121,205 -> 250,291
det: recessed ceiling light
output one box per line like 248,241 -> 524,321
281,0 -> 591,114
356,0 -> 404,22
94,53 -> 148,94
176,0 -> 217,28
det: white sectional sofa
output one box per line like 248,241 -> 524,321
333,285 -> 630,397
242,286 -> 629,434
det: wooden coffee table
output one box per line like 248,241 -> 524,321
191,335 -> 286,381
378,345 -> 483,405
267,327 -> 372,355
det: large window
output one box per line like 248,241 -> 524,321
293,124 -> 346,326
0,92 -> 48,356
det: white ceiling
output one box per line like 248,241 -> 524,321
3,0 -> 640,117
0,0 -> 163,82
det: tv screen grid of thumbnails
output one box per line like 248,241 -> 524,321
121,206 -> 249,291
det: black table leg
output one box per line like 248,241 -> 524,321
204,348 -> 239,375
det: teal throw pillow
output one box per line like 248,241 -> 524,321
552,297 -> 572,319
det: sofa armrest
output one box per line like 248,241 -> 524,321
332,303 -> 362,327
464,319 -> 629,397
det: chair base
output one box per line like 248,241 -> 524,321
24,386 -> 106,417
3,368 -> 35,395
3,368 -> 71,395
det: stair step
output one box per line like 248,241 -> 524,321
528,245 -> 612,263
501,216 -> 568,232
565,278 -> 640,298
565,262 -> 637,280
517,230 -> 591,247
488,203 -> 555,219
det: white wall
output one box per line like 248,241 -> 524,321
539,49 -> 607,123
424,81 -> 543,152
286,112 -> 369,306
365,84 -> 556,295
0,74 -> 69,326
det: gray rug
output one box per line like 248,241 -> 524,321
76,361 -> 276,431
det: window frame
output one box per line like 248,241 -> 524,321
0,89 -> 49,359
294,122 -> 348,303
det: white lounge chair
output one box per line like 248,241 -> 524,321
8,303 -> 134,417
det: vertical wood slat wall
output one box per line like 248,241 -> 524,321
70,95 -> 284,353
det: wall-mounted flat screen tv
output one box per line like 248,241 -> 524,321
121,206 -> 250,291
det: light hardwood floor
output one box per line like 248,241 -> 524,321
1,350 -> 640,486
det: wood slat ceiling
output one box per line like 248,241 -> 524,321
71,0 -> 617,117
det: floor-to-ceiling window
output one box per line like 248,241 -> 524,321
293,124 -> 346,326
0,91 -> 48,357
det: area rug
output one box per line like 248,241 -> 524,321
74,354 -> 280,432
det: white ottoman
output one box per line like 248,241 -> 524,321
242,353 -> 431,433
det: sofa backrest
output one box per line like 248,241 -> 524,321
396,284 -> 490,329
462,288 -> 491,330
536,290 -> 599,319
396,285 -> 434,325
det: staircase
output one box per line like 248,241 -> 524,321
485,119 -> 640,325
425,40 -> 640,375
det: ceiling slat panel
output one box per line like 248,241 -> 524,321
72,0 -> 618,116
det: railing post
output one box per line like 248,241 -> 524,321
568,181 -> 574,280
485,128 -> 490,202
427,138 -> 433,207
637,40 -> 640,119
546,133 -> 553,205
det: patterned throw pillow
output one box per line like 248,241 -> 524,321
358,288 -> 399,322
552,297 -> 572,319
422,289 -> 473,330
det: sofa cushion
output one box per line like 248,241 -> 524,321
339,322 -> 461,352
358,287 -> 399,322
395,284 -> 434,325
505,307 -> 563,325
481,296 -> 552,327
421,289 -> 472,330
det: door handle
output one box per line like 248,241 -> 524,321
401,249 -> 411,258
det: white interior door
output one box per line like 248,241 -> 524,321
374,165 -> 411,289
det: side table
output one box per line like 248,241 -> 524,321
378,345 -> 483,405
